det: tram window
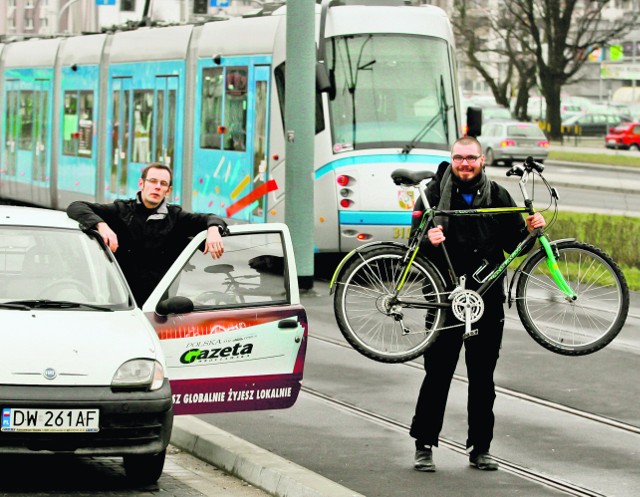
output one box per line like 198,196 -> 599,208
274,63 -> 325,135
224,66 -> 248,151
133,90 -> 153,163
200,67 -> 223,150
63,90 -> 94,158
18,91 -> 34,150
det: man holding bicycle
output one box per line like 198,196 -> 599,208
410,136 -> 545,472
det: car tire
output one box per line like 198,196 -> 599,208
485,148 -> 495,166
630,143 -> 640,151
123,449 -> 166,486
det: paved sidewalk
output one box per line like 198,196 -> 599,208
171,416 -> 365,497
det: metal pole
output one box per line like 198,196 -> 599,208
284,0 -> 315,290
57,0 -> 81,33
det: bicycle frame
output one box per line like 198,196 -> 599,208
394,165 -> 578,309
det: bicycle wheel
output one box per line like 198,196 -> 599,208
334,246 -> 446,363
515,241 -> 629,355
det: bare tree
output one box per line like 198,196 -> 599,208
505,0 -> 638,138
452,0 -> 538,120
452,0 -> 512,108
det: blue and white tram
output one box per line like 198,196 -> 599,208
0,1 -> 467,254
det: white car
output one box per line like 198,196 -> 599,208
0,206 -> 308,485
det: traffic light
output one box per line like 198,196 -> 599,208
193,0 -> 209,14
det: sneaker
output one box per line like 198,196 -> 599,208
469,451 -> 499,471
414,448 -> 436,472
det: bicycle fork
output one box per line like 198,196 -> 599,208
539,236 -> 578,301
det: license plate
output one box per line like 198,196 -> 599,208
607,139 -> 616,144
1,408 -> 100,433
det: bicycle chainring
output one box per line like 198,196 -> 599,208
450,290 -> 484,323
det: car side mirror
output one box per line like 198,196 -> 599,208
466,107 -> 482,137
155,296 -> 194,316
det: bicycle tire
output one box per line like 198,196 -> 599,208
515,241 -> 629,355
333,246 -> 446,363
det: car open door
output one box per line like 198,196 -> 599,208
141,223 -> 308,415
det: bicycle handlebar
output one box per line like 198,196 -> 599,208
507,156 -> 544,177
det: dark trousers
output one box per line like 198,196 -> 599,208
409,297 -> 504,454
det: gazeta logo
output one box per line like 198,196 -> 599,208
180,342 -> 254,364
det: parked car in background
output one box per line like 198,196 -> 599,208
562,112 -> 632,137
478,121 -> 550,166
526,95 -> 592,121
605,122 -> 640,150
482,106 -> 514,122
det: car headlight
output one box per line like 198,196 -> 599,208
112,359 -> 165,391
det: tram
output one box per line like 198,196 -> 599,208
0,0 -> 467,253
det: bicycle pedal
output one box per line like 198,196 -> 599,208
463,329 -> 478,340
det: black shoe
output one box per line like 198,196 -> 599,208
469,451 -> 499,471
414,448 -> 436,472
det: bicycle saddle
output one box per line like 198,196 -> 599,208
391,169 -> 435,187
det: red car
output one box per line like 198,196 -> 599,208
605,122 -> 640,150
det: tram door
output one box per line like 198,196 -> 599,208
248,66 -> 271,224
32,80 -> 49,182
31,79 -> 50,205
108,77 -> 132,197
152,76 -> 179,198
3,81 -> 19,178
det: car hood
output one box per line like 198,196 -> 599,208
0,310 -> 162,386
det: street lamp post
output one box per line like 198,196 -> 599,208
58,0 -> 81,33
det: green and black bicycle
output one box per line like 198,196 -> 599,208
330,157 -> 630,363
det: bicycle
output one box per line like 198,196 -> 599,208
330,157 -> 630,363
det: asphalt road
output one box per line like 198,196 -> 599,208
203,281 -> 640,497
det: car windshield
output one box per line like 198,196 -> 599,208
327,34 -> 457,152
506,125 -> 545,138
0,226 -> 131,309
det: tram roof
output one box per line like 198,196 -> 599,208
197,15 -> 282,59
3,37 -> 61,68
109,24 -> 194,63
58,34 -> 107,66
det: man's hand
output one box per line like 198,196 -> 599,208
97,222 -> 119,253
428,225 -> 446,246
526,212 -> 546,232
204,226 -> 225,259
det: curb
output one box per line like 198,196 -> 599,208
171,416 -> 365,497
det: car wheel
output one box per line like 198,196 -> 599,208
630,143 -> 640,151
124,449 -> 166,486
485,148 -> 495,166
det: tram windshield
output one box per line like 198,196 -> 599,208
327,34 -> 457,153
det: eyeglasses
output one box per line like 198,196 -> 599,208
144,178 -> 171,188
451,155 -> 481,164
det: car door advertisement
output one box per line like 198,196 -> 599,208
148,307 -> 307,415
142,225 -> 308,416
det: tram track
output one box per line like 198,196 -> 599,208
310,334 -> 640,438
301,386 -> 607,497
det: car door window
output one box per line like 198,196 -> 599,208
163,232 -> 289,309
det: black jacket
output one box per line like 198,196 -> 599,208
67,196 -> 227,305
411,162 -> 529,295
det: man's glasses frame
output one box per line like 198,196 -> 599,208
451,154 -> 482,165
144,178 -> 171,188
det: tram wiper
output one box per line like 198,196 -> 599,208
402,75 -> 452,155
